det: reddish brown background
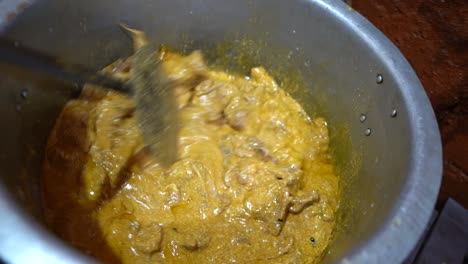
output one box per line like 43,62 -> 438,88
350,0 -> 468,208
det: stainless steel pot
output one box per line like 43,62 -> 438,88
0,0 -> 442,263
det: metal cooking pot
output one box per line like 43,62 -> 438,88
0,0 -> 442,263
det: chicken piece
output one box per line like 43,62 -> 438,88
223,157 -> 299,193
224,95 -> 251,131
166,159 -> 225,220
102,59 -> 132,81
288,190 -> 320,214
168,228 -> 210,251
161,51 -> 207,85
133,223 -> 163,255
250,67 -> 279,92
191,79 -> 239,122
243,182 -> 292,235
221,134 -> 268,159
174,85 -> 192,109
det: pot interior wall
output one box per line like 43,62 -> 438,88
0,0 -> 423,262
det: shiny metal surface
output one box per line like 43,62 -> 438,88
0,0 -> 442,263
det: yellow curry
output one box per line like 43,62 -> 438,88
42,30 -> 340,263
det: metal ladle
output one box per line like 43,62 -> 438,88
0,38 -> 178,167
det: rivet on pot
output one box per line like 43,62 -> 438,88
376,74 -> 383,84
391,109 -> 397,117
20,89 -> 28,99
365,128 -> 372,136
360,114 -> 367,123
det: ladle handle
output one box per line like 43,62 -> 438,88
0,38 -> 129,93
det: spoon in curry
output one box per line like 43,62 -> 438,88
0,38 -> 178,167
